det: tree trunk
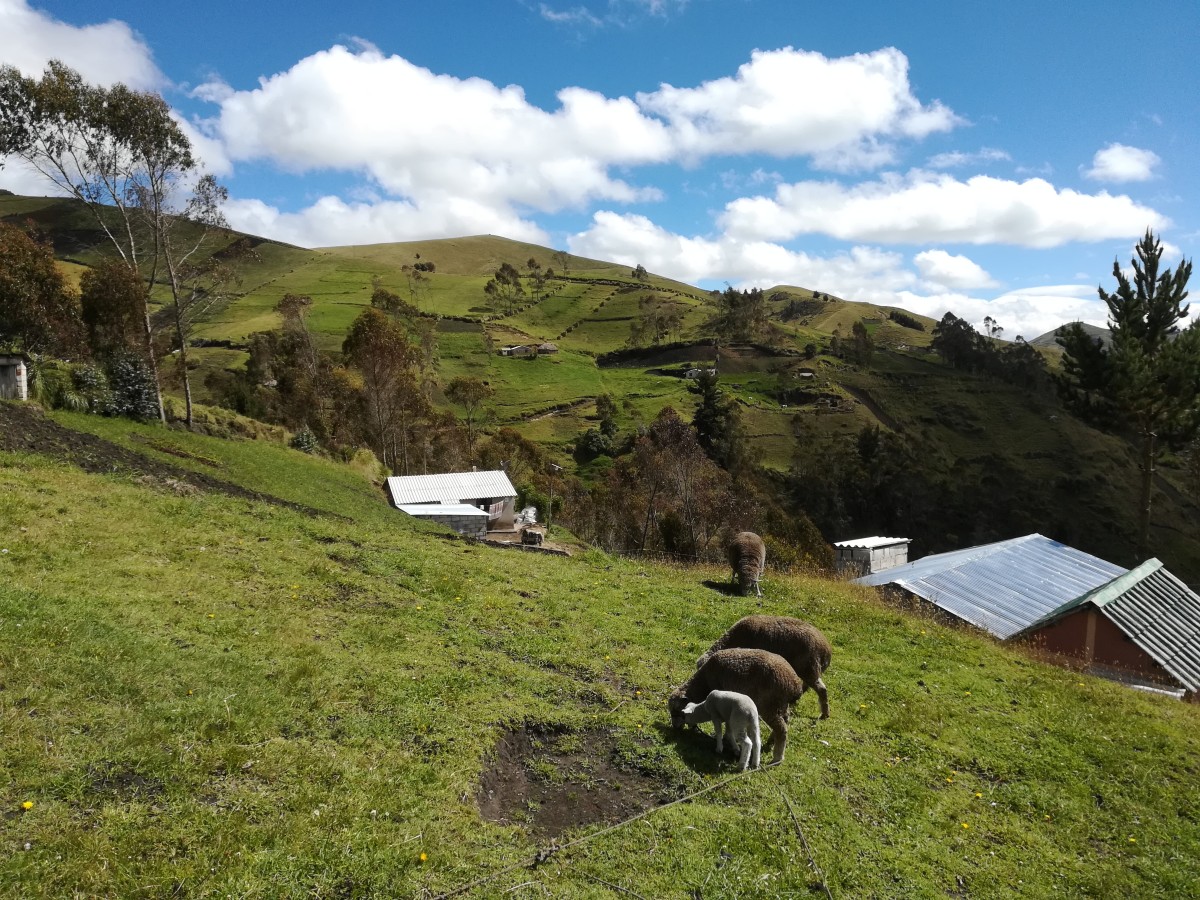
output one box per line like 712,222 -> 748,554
142,309 -> 167,424
1138,429 -> 1155,564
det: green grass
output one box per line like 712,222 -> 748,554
2,414 -> 1199,898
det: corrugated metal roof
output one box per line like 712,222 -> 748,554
1019,559 -> 1200,692
398,503 -> 490,517
385,471 -> 517,506
835,536 -> 910,550
854,533 -> 1127,639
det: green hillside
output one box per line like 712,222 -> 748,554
3,192 -> 1199,585
2,405 -> 1198,898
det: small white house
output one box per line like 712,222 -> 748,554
834,536 -> 910,576
0,353 -> 30,401
385,470 -> 519,537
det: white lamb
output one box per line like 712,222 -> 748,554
680,689 -> 762,771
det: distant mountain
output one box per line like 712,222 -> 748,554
1029,322 -> 1110,349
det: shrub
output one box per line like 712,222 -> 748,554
104,351 -> 160,421
290,426 -> 319,454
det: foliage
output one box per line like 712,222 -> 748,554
933,312 -> 1053,392
889,309 -> 926,331
565,406 -> 755,558
104,349 -> 162,420
1056,230 -> 1199,559
706,285 -> 769,343
80,257 -> 147,358
483,262 -> 525,314
627,293 -> 684,346
370,283 -> 420,320
0,61 -> 206,422
343,308 -> 428,474
849,319 -> 874,365
445,375 -> 495,451
0,220 -> 82,355
289,425 -> 319,454
690,370 -> 753,473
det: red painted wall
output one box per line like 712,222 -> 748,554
1028,608 -> 1177,687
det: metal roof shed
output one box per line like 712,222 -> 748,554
385,470 -> 519,530
834,536 -> 910,576
854,533 -> 1127,640
1014,559 -> 1200,697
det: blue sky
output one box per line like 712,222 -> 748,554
2,0 -> 1198,340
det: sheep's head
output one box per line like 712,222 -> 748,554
667,693 -> 688,729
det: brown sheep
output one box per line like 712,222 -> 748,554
697,615 -> 832,719
668,648 -> 803,763
726,531 -> 766,597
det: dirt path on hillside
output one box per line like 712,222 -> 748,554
841,384 -> 901,431
0,402 -> 326,517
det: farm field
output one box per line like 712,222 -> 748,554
2,405 -> 1198,898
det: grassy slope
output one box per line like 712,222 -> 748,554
2,412 -> 1199,899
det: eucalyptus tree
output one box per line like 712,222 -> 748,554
0,61 -> 226,424
1057,230 -> 1200,561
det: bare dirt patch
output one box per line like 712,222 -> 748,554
477,722 -> 672,836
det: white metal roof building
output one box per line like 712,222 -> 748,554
855,533 -> 1127,640
386,471 -> 519,536
385,471 -> 517,506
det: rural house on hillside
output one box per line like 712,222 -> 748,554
385,470 -> 518,539
855,534 -> 1127,640
1013,559 -> 1200,701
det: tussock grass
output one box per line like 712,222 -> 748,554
2,423 -> 1198,898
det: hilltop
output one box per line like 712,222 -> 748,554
1,402 -> 1198,898
3,192 -> 1199,586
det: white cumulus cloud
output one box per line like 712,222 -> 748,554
720,171 -> 1168,248
0,0 -> 162,88
637,46 -> 960,170
200,45 -> 669,216
913,249 -> 998,290
223,194 -> 548,249
1083,143 -> 1161,182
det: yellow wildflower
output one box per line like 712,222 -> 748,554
419,852 -> 428,862
21,801 -> 33,811
961,823 -> 970,829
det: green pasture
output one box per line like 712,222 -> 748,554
2,413 -> 1198,898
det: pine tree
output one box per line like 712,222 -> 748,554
1057,230 -> 1200,561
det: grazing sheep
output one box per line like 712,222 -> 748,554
727,532 -> 766,597
697,615 -> 832,719
669,648 -> 803,764
681,690 -> 762,770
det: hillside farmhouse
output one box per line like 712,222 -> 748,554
857,534 -> 1200,700
385,470 -> 518,539
0,353 -> 29,401
500,345 -> 535,357
1013,559 -> 1200,701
